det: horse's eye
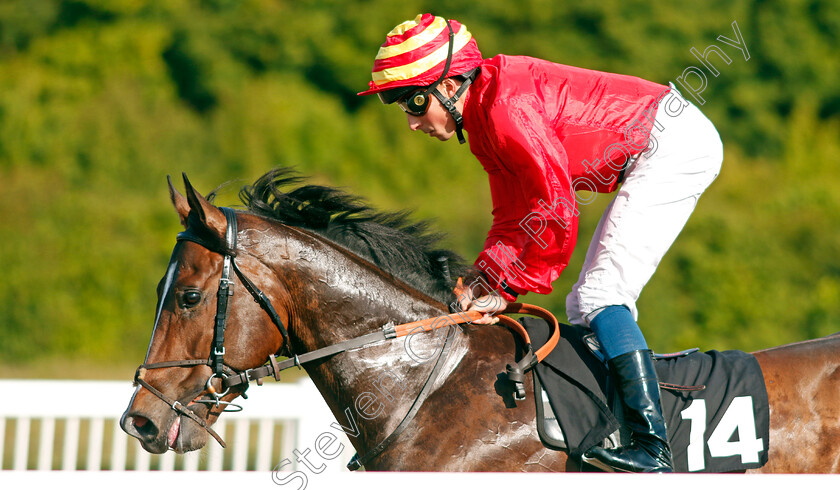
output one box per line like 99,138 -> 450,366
181,290 -> 202,308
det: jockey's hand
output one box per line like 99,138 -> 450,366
460,292 -> 508,325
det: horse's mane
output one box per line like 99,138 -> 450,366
237,167 -> 470,303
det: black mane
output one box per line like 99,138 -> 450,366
238,167 -> 469,303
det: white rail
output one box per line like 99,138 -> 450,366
0,378 -> 351,472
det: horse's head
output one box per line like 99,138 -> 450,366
120,175 -> 291,454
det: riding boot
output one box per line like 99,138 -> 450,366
584,349 -> 673,473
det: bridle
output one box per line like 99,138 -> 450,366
133,207 -> 560,467
133,207 -> 295,447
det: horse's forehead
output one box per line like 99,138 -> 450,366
171,242 -> 221,280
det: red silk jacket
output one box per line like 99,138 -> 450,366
461,55 -> 669,300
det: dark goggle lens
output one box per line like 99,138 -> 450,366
398,91 -> 431,116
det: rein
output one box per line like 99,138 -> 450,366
133,207 -> 560,465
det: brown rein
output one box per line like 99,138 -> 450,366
393,302 -> 560,362
390,302 -> 560,400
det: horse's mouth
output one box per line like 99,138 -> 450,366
167,415 -> 181,450
121,403 -> 212,455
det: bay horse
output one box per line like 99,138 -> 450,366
120,168 -> 840,473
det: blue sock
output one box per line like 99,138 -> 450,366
589,305 -> 648,361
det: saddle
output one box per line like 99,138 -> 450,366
522,317 -> 770,473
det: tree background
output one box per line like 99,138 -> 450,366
1,0 -> 838,378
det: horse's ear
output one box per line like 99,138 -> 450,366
182,173 -> 227,238
167,175 -> 190,228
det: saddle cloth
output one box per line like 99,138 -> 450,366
522,317 -> 769,473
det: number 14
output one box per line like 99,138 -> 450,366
680,396 -> 764,471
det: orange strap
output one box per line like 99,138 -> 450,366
498,303 -> 560,363
391,303 -> 560,363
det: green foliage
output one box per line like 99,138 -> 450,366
0,0 -> 838,374
643,106 -> 840,351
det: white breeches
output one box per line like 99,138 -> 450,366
566,88 -> 723,326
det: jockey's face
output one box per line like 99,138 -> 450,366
405,79 -> 464,142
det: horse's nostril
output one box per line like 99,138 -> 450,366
132,415 -> 159,440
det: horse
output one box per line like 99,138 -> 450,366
120,168 -> 840,473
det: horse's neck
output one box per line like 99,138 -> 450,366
271,223 -> 446,339
276,226 -> 472,452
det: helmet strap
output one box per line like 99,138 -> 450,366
432,67 -> 480,144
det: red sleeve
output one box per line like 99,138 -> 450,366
474,94 -> 579,300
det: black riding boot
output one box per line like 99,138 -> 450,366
584,350 -> 673,473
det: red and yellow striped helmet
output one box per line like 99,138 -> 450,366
358,14 -> 483,101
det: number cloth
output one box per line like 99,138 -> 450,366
523,317 -> 770,472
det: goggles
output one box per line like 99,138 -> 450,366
395,87 -> 438,117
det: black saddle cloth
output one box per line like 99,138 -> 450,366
522,317 -> 770,473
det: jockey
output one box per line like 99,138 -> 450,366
358,13 -> 723,473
